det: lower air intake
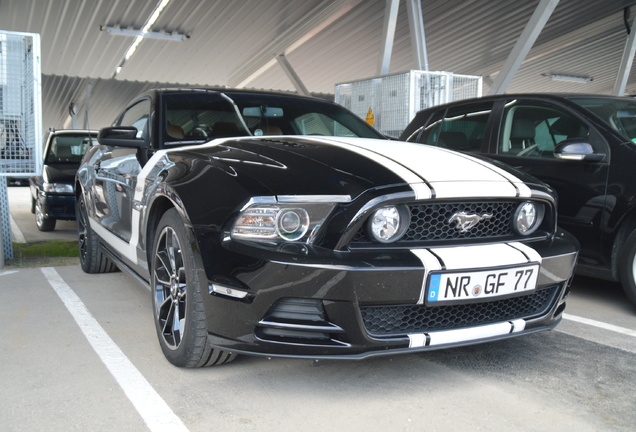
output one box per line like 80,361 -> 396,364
256,298 -> 349,347
361,285 -> 561,337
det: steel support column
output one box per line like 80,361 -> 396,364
0,176 -> 10,266
488,0 -> 560,95
277,55 -> 311,96
377,0 -> 400,76
406,0 -> 429,71
613,17 -> 636,96
83,83 -> 93,130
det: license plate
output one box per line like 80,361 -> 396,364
426,264 -> 539,305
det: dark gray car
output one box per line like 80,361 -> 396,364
29,129 -> 97,231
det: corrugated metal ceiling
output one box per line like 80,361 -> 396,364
1,0 -> 636,132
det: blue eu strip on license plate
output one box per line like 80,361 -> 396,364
427,264 -> 539,304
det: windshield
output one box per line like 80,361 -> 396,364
161,91 -> 384,146
568,96 -> 636,142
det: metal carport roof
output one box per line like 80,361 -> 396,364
1,0 -> 636,131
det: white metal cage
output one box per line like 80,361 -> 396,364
1,30 -> 42,263
335,70 -> 482,138
0,30 -> 42,177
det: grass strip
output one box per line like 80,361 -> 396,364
7,241 -> 79,268
13,240 -> 79,258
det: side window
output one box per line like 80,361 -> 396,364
117,99 -> 151,141
436,102 -> 494,151
415,110 -> 445,145
410,102 -> 493,150
499,101 -> 589,158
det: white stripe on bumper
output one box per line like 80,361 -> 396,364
408,319 -> 527,348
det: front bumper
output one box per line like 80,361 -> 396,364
40,192 -> 76,220
198,230 -> 578,360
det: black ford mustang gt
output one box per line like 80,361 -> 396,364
76,89 -> 579,367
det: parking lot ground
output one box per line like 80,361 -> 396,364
2,185 -> 635,431
0,264 -> 634,432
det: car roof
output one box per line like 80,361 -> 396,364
418,93 -> 631,112
49,129 -> 98,134
139,87 -> 325,103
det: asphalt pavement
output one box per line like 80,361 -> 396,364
1,184 -> 635,432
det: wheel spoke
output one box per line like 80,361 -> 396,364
172,301 -> 182,346
154,268 -> 171,287
161,300 -> 176,342
154,250 -> 172,285
167,230 -> 177,274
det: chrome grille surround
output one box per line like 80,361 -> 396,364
351,200 -> 550,246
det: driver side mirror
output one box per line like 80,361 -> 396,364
98,126 -> 149,149
554,138 -> 606,162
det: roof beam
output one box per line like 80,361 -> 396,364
377,0 -> 400,76
277,54 -> 310,96
488,0 -> 560,95
229,0 -> 363,88
406,0 -> 429,71
613,16 -> 636,96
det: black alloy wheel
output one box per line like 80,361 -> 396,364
151,208 -> 236,367
619,229 -> 636,305
77,194 -> 117,273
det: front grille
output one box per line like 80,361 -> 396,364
360,285 -> 560,337
352,201 -> 529,246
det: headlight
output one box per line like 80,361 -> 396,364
231,202 -> 334,243
368,205 -> 410,243
513,201 -> 544,235
43,182 -> 74,194
277,208 -> 309,240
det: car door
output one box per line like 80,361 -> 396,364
487,98 -> 610,265
93,98 -> 149,244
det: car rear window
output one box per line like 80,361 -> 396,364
45,134 -> 96,164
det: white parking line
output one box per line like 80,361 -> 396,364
10,214 -> 26,243
41,267 -> 189,432
563,313 -> 636,338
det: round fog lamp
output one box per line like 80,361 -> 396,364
514,202 -> 540,235
369,205 -> 409,243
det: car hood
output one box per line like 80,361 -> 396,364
42,163 -> 78,184
160,136 -> 538,201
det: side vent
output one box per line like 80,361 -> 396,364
256,298 -> 350,347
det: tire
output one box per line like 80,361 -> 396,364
35,198 -> 56,231
77,194 -> 118,274
31,197 -> 35,214
618,229 -> 636,305
151,208 -> 236,367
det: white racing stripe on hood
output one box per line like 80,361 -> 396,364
303,136 -> 433,200
314,137 -> 527,198
445,149 -> 532,198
